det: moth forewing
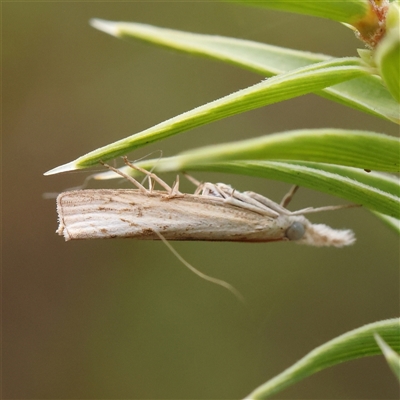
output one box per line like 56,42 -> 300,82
56,188 -> 355,247
57,189 -> 294,242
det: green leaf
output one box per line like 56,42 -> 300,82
238,0 -> 389,50
374,2 -> 400,102
289,162 -> 400,197
156,129 -> 400,173
229,0 -> 369,24
374,334 -> 400,382
315,75 -> 398,122
90,19 -> 399,122
44,58 -> 370,175
373,212 -> 400,234
89,18 -> 327,74
95,158 -> 400,218
244,318 -> 400,399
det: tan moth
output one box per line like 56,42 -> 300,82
56,158 -> 355,247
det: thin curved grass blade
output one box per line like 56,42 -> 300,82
374,334 -> 400,382
244,318 -> 400,399
372,212 -> 400,234
90,19 -> 399,122
156,129 -> 399,173
233,0 -> 369,24
44,58 -> 370,175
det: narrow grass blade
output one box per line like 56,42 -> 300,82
44,58 -> 370,175
285,162 -> 400,198
237,0 -> 387,49
374,334 -> 400,382
233,0 -> 369,24
90,19 -> 399,122
373,213 -> 400,234
374,2 -> 400,103
158,129 -> 400,173
244,318 -> 400,399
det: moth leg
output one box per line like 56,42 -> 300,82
197,182 -> 280,217
168,175 -> 182,198
193,182 -> 218,197
222,195 -> 279,216
183,173 -> 209,196
280,185 -> 299,207
150,177 -> 156,192
225,192 -> 280,217
123,157 -> 180,194
100,161 -> 149,193
194,182 -> 205,196
277,185 -> 360,215
200,182 -> 232,198
145,174 -> 155,192
196,183 -> 239,205
183,173 -> 201,187
243,191 -> 288,215
203,183 -> 279,217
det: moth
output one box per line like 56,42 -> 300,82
56,158 -> 355,247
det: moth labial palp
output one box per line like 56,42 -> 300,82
56,157 -> 356,247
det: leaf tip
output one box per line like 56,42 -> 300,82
90,18 -> 120,37
44,161 -> 77,176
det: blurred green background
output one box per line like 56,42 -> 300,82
3,2 -> 399,399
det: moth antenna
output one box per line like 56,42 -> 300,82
43,174 -> 94,199
154,230 -> 245,304
280,185 -> 299,207
100,161 -> 148,193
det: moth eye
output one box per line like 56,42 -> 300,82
286,221 -> 305,241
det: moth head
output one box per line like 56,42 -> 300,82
285,221 -> 306,241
